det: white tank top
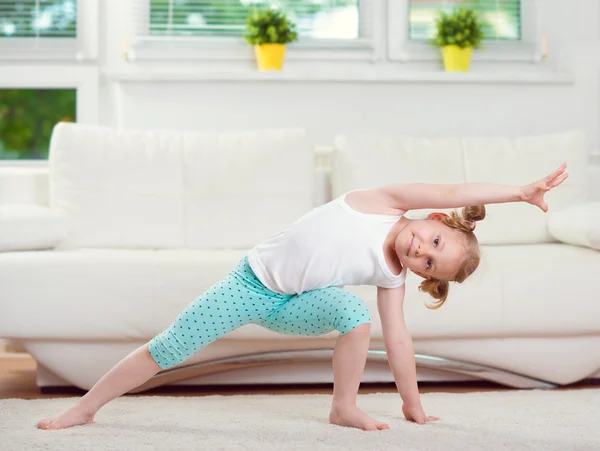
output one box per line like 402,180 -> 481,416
247,193 -> 407,295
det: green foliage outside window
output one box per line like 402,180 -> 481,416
0,89 -> 76,160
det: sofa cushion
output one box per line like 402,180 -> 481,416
0,249 -> 249,340
331,130 -> 588,245
183,130 -> 314,249
547,202 -> 600,250
461,131 -> 588,244
346,243 -> 600,341
0,205 -> 66,252
332,135 -> 466,190
49,123 -> 313,250
1,245 -> 599,341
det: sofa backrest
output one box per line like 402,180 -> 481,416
331,130 -> 589,245
48,123 -> 316,250
2,126 -> 595,249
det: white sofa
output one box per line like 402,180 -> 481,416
1,123 -> 599,392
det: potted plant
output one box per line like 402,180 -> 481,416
430,6 -> 486,72
244,8 -> 298,71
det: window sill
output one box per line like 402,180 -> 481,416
0,160 -> 49,168
103,68 -> 574,84
390,43 -> 542,64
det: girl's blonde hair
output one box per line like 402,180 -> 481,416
419,205 -> 486,310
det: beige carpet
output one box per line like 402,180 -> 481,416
2,389 -> 599,451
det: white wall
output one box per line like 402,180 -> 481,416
113,80 -> 589,143
98,0 -> 600,153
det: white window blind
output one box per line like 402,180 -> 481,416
134,0 -> 362,42
0,0 -> 79,55
409,0 -> 521,41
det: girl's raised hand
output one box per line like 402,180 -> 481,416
521,163 -> 569,212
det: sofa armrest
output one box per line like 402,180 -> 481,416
0,205 -> 67,252
548,202 -> 600,251
0,167 -> 49,206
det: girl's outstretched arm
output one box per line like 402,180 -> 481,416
377,286 -> 440,425
375,163 -> 568,212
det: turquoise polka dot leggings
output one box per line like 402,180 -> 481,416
148,256 -> 371,369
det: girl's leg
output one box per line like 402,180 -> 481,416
329,323 -> 388,431
37,343 -> 160,430
38,261 -> 273,430
260,287 -> 388,431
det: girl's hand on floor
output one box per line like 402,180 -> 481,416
521,163 -> 569,212
402,403 -> 441,425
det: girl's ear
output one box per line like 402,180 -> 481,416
413,270 -> 430,280
427,212 -> 448,221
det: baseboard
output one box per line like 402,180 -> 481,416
0,339 -> 27,354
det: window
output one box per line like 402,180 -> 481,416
128,0 -> 380,62
149,0 -> 360,39
0,88 -> 76,160
0,2 -> 98,164
0,0 -> 78,56
0,0 -> 98,60
0,0 -> 77,39
408,0 -> 521,41
388,0 -> 537,63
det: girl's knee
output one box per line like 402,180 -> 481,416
344,322 -> 371,336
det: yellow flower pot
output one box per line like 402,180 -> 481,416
441,45 -> 473,72
254,44 -> 286,71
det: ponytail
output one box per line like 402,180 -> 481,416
419,278 -> 450,310
442,205 -> 486,234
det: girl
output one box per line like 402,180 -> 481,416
37,163 -> 568,432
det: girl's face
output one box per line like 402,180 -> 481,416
395,216 -> 467,281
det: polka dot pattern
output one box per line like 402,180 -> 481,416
148,257 -> 371,369
259,287 -> 371,337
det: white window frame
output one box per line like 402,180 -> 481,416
125,0 -> 384,62
0,0 -> 98,62
0,65 -> 99,166
387,0 -> 542,63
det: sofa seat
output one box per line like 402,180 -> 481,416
2,244 -> 598,343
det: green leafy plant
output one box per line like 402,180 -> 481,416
244,8 -> 298,45
430,6 -> 486,49
0,89 -> 76,160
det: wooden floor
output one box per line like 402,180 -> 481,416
1,354 -> 596,400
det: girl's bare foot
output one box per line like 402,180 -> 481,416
329,404 -> 389,431
37,343 -> 161,431
37,405 -> 95,430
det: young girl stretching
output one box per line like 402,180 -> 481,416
37,163 -> 568,432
